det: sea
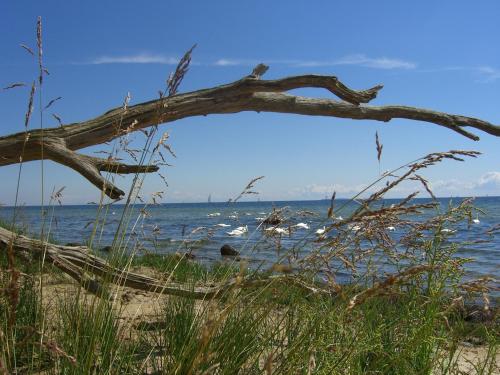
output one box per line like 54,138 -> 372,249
1,197 -> 498,287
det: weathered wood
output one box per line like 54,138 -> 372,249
1,66 -> 498,199
0,226 -> 325,299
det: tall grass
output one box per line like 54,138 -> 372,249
0,19 -> 498,375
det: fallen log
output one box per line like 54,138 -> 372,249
0,226 -> 325,299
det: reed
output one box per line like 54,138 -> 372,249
0,19 -> 498,375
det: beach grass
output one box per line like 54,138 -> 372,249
130,253 -> 241,283
1,233 -> 498,374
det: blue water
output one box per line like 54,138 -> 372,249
1,197 -> 499,284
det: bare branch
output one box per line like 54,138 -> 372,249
42,139 -> 158,199
0,69 -> 498,198
88,156 -> 159,174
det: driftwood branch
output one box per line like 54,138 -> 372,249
41,139 -> 159,199
1,64 -> 498,199
0,226 -> 324,299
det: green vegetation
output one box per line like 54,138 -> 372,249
1,234 -> 498,374
131,253 -> 241,283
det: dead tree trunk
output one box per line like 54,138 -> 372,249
1,65 -> 499,297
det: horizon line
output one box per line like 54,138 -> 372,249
1,195 -> 497,208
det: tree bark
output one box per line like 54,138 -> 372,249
1,66 -> 498,199
0,226 -> 324,299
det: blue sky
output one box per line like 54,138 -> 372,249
1,1 -> 499,204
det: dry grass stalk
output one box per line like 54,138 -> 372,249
348,150 -> 479,221
348,265 -> 438,309
150,191 -> 164,205
52,113 -> 63,127
18,327 -> 77,366
0,358 -> 6,375
5,238 -> 20,328
123,91 -> 131,110
3,83 -> 26,90
271,264 -> 293,274
20,43 -> 34,56
307,350 -> 316,375
24,82 -> 36,129
44,96 -> 62,110
229,176 -> 265,203
327,191 -> 336,218
411,174 -> 436,199
153,131 -> 176,158
36,16 -> 43,85
485,223 -> 500,235
458,277 -> 498,294
297,167 -> 479,290
375,131 -> 383,163
41,339 -> 77,365
51,186 -> 65,206
167,44 -> 196,97
264,352 -> 274,375
158,172 -> 169,188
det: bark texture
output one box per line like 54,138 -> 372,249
1,66 -> 498,199
0,226 -> 324,299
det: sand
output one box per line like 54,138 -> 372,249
38,270 -> 499,374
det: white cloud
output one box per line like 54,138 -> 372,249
295,54 -> 417,70
430,179 -> 471,192
214,59 -> 238,66
475,66 -> 500,82
85,52 -> 416,70
85,52 -> 500,84
90,53 -> 179,65
335,54 -> 417,69
214,58 -> 258,67
290,183 -> 369,199
213,55 -> 416,70
290,172 -> 500,200
476,171 -> 500,190
418,65 -> 500,83
430,172 -> 500,196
